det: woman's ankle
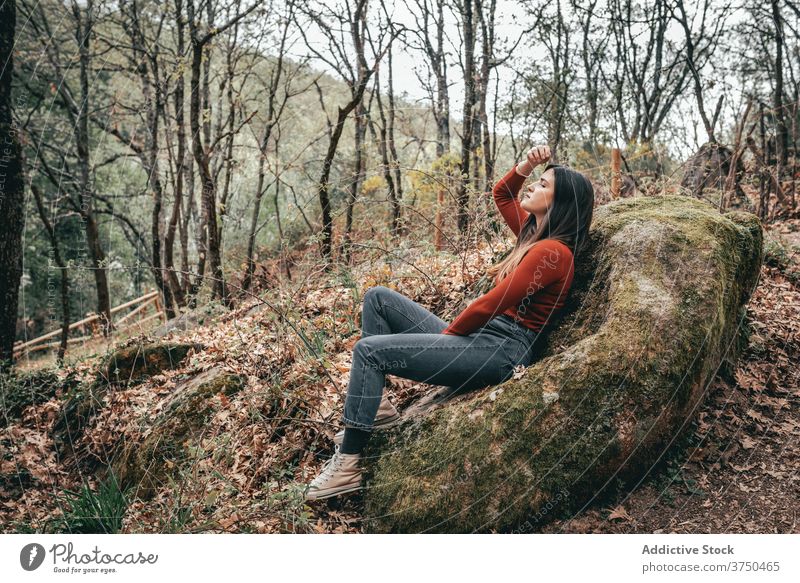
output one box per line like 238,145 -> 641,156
340,426 -> 370,454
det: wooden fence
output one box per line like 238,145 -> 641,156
13,289 -> 166,358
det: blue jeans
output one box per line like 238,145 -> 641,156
341,285 -> 541,430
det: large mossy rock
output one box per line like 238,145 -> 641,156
362,195 -> 764,533
110,367 -> 245,500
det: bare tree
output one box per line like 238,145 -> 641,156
118,0 -> 177,317
163,0 -> 189,306
771,0 -> 789,175
367,34 -> 405,236
17,0 -> 114,334
242,0 -> 314,291
404,0 -> 452,158
474,0 -> 529,187
571,0 -> 611,150
668,0 -> 730,144
295,0 -> 400,263
186,0 -> 259,305
452,0 -> 477,236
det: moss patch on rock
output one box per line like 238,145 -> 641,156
361,195 -> 763,533
101,341 -> 202,386
110,368 -> 245,500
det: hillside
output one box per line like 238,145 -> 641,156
1,209 -> 798,534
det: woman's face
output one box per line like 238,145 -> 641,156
521,168 -> 555,215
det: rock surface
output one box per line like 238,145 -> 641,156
51,341 -> 201,463
361,195 -> 764,533
101,341 -> 203,385
110,367 -> 245,500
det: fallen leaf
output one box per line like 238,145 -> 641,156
607,505 -> 632,522
739,436 -> 758,450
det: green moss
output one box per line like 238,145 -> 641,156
101,341 -> 203,387
362,195 -> 763,533
111,369 -> 244,500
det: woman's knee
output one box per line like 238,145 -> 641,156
353,336 -> 379,360
363,285 -> 388,314
364,285 -> 390,302
354,336 -> 407,373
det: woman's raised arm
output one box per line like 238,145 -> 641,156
492,164 -> 531,237
492,146 -> 551,237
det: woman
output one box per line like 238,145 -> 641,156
303,145 -> 595,501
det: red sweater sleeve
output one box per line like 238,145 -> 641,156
493,163 -> 531,237
442,240 -> 572,336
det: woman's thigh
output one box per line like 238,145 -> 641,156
362,285 -> 447,336
353,327 -> 517,391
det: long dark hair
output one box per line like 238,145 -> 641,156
487,163 -> 595,281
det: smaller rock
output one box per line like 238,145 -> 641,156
111,367 -> 245,500
101,341 -> 203,386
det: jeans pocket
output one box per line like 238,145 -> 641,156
497,337 -> 523,376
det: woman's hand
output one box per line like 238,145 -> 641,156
527,145 -> 551,167
516,145 -> 552,177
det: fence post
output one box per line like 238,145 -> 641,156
611,148 -> 621,200
434,188 -> 444,251
152,288 -> 165,322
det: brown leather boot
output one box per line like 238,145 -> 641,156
303,447 -> 363,501
333,394 -> 400,446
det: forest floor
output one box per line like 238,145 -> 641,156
2,214 -> 798,535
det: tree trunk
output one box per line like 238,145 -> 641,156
386,41 -> 404,235
127,4 -> 175,320
316,91 -> 369,262
373,57 -> 400,237
456,0 -> 476,236
180,146 -> 194,299
184,0 -> 257,304
217,20 -> 239,255
435,0 -> 450,158
189,30 -> 227,304
164,0 -> 187,309
476,0 -> 494,191
242,4 -> 290,291
341,98 -> 366,263
243,139 -> 270,292
0,0 -> 25,369
74,1 -> 112,334
771,0 -> 788,211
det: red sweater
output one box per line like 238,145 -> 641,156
441,163 -> 575,336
